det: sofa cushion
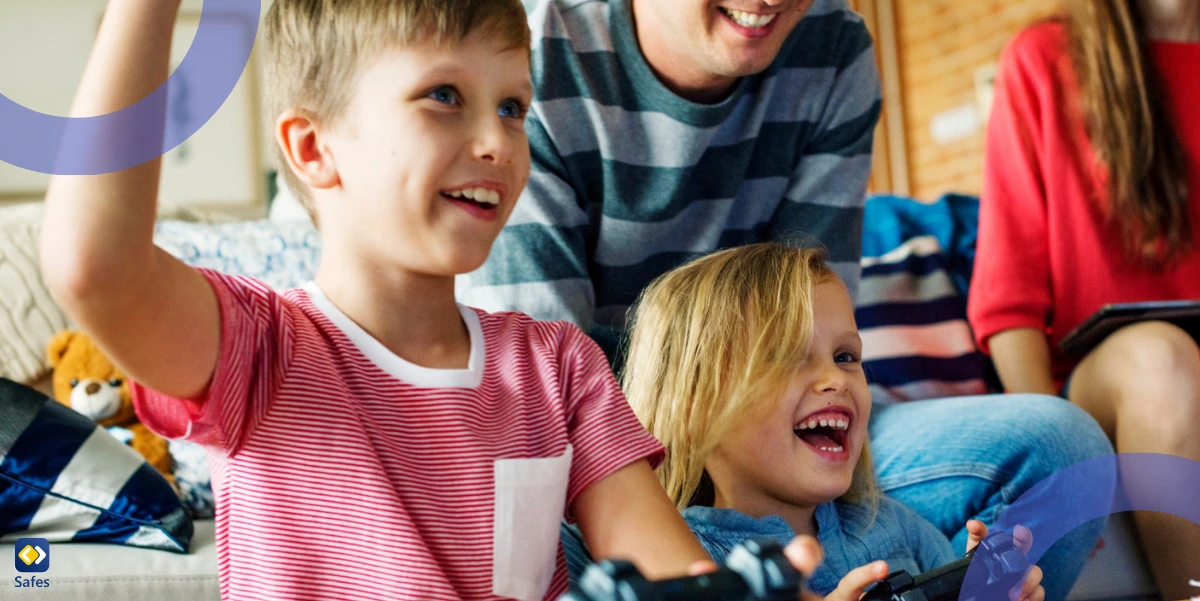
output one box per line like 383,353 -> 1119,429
0,379 -> 192,552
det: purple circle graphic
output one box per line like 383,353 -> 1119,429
962,453 -> 1200,601
0,0 -> 260,175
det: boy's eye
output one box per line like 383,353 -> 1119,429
498,99 -> 526,120
428,86 -> 460,105
835,352 -> 860,364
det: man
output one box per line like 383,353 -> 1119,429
458,1 -> 1113,599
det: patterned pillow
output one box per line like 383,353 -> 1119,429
856,195 -> 998,403
168,440 -> 214,519
0,378 -> 193,552
154,218 -> 320,290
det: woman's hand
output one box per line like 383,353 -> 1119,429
965,520 -> 1044,601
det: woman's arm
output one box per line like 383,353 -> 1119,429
988,328 -> 1058,396
968,29 -> 1059,361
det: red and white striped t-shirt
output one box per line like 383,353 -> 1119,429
132,269 -> 663,601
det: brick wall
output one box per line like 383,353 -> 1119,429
895,0 -> 1062,200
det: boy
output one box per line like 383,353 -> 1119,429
40,1 -> 822,599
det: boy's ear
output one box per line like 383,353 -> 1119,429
276,109 -> 339,192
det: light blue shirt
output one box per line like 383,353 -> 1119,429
561,496 -> 955,594
682,498 -> 957,595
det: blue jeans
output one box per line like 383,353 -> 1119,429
870,394 -> 1114,601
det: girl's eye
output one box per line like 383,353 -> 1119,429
835,352 -> 860,364
428,86 -> 459,105
498,99 -> 526,120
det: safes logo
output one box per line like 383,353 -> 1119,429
14,539 -> 49,573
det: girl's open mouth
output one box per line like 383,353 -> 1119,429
794,409 -> 851,459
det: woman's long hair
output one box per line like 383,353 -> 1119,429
621,243 -> 878,514
1065,0 -> 1192,265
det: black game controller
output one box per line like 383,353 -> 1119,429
861,531 -> 1031,601
558,539 -> 805,601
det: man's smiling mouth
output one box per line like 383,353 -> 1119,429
718,7 -> 778,28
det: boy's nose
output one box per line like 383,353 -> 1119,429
473,118 -> 514,165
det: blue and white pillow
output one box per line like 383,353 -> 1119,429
856,195 -> 997,404
154,218 -> 320,291
0,378 -> 192,552
168,440 -> 214,519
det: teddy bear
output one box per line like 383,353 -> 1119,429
47,330 -> 174,484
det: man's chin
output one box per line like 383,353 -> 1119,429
714,52 -> 781,79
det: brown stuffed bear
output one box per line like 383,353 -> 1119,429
47,330 -> 174,484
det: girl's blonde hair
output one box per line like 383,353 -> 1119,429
622,243 -> 878,512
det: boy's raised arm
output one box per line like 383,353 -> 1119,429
40,0 -> 220,401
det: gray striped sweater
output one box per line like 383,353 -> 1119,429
458,0 -> 882,359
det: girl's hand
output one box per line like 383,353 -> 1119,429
689,536 -> 890,601
964,521 -> 1044,601
688,535 -> 836,601
822,559 -> 889,601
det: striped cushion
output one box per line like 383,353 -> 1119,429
856,195 -> 997,404
0,378 -> 192,552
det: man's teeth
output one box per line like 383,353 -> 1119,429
721,7 -> 776,28
795,418 -> 849,430
445,187 -> 501,205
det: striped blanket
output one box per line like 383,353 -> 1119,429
855,194 -> 998,403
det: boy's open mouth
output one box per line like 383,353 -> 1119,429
441,185 -> 503,219
793,409 -> 851,455
441,187 -> 501,207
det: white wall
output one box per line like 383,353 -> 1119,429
0,0 -> 270,215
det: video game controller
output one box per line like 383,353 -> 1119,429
558,539 -> 805,601
861,531 -> 1030,601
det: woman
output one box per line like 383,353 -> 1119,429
969,1 -> 1200,598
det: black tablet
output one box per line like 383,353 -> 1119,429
1058,300 -> 1200,356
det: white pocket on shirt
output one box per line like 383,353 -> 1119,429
492,444 -> 573,601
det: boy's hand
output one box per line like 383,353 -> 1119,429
965,521 -> 1044,601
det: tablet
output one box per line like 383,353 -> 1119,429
1058,300 -> 1200,356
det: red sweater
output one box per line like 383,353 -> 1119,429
969,22 -> 1200,387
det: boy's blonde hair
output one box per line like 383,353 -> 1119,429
623,243 -> 879,512
263,0 -> 531,217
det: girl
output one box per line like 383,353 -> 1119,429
969,1 -> 1200,597
621,243 -> 1044,601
